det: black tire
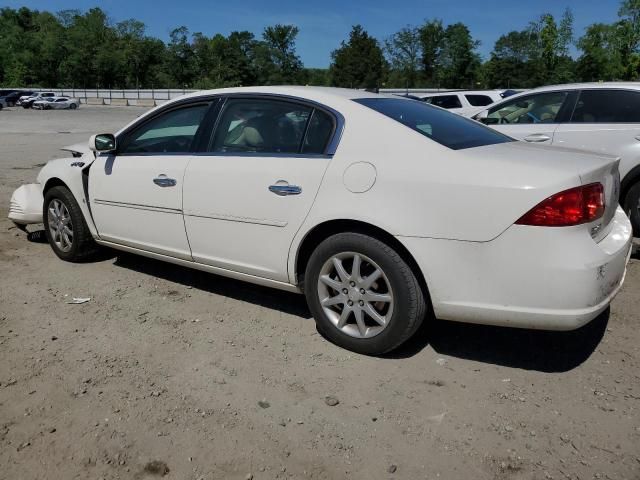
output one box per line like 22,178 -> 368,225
304,232 -> 427,355
43,186 -> 99,262
623,181 -> 640,236
70,103 -> 77,110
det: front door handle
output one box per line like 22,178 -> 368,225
269,181 -> 302,196
523,134 -> 551,143
153,174 -> 177,187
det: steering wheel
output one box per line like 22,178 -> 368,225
499,116 -> 510,124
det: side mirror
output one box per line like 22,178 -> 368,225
89,133 -> 116,152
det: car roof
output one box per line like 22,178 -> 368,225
527,82 -> 640,93
175,86 -> 388,110
423,90 -> 504,97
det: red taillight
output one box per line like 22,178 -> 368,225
516,183 -> 605,227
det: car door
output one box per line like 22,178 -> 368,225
182,96 -> 338,282
479,90 -> 574,143
89,100 -> 213,260
553,89 -> 640,179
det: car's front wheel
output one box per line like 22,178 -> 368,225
624,181 -> 640,235
44,186 -> 99,262
304,232 -> 427,355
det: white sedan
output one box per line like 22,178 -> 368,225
33,97 -> 79,110
470,82 -> 640,235
8,86 -> 633,354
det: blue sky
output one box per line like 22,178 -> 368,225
5,0 -> 623,67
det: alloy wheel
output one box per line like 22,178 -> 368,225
48,199 -> 73,252
317,252 -> 394,339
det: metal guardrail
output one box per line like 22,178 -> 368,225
4,87 -> 510,106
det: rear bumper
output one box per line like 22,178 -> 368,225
399,206 -> 633,330
8,183 -> 43,225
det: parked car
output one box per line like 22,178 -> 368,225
2,90 -> 33,107
420,90 -> 506,115
33,96 -> 79,110
9,87 -> 632,355
19,92 -> 55,108
471,82 -> 640,235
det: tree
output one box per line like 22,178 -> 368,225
577,23 -> 624,81
484,30 -> 542,88
330,25 -> 387,89
165,26 -> 196,87
418,20 -> 445,86
385,26 -> 422,88
438,23 -> 481,88
260,24 -> 303,84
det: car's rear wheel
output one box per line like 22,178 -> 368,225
44,186 -> 99,262
70,103 -> 77,110
624,181 -> 640,235
304,232 -> 427,355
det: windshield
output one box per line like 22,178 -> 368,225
354,98 -> 513,150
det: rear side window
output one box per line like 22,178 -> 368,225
465,94 -> 494,106
355,98 -> 513,150
302,109 -> 334,154
424,95 -> 462,109
211,99 -> 312,154
571,90 -> 640,123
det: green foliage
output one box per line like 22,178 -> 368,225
329,25 -> 387,89
1,2 -> 640,90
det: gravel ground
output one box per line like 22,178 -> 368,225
1,106 -> 639,480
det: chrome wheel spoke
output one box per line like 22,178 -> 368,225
351,254 -> 362,281
332,257 -> 350,283
320,274 -> 343,292
337,307 -> 351,328
364,291 -> 391,303
361,269 -> 382,289
321,295 -> 344,307
364,303 -> 387,326
353,308 -> 367,337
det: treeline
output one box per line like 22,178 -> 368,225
1,1 -> 639,90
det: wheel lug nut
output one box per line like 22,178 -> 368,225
342,288 -> 348,294
347,300 -> 353,306
350,281 -> 356,287
359,300 -> 364,306
360,288 -> 365,294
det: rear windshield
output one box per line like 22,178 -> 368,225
354,98 -> 513,150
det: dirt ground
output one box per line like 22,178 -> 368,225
1,106 -> 639,480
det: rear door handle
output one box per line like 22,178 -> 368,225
153,174 -> 177,187
269,181 -> 302,196
523,134 -> 551,143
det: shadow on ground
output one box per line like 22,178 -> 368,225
113,252 -> 311,319
389,309 -> 609,373
79,250 -> 608,373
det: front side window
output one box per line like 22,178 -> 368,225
211,99 -> 313,154
355,98 -> 513,150
465,94 -> 494,107
571,90 -> 640,123
484,92 -> 568,125
119,103 -> 209,154
424,95 -> 463,109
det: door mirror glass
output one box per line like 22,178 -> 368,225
90,133 -> 116,152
